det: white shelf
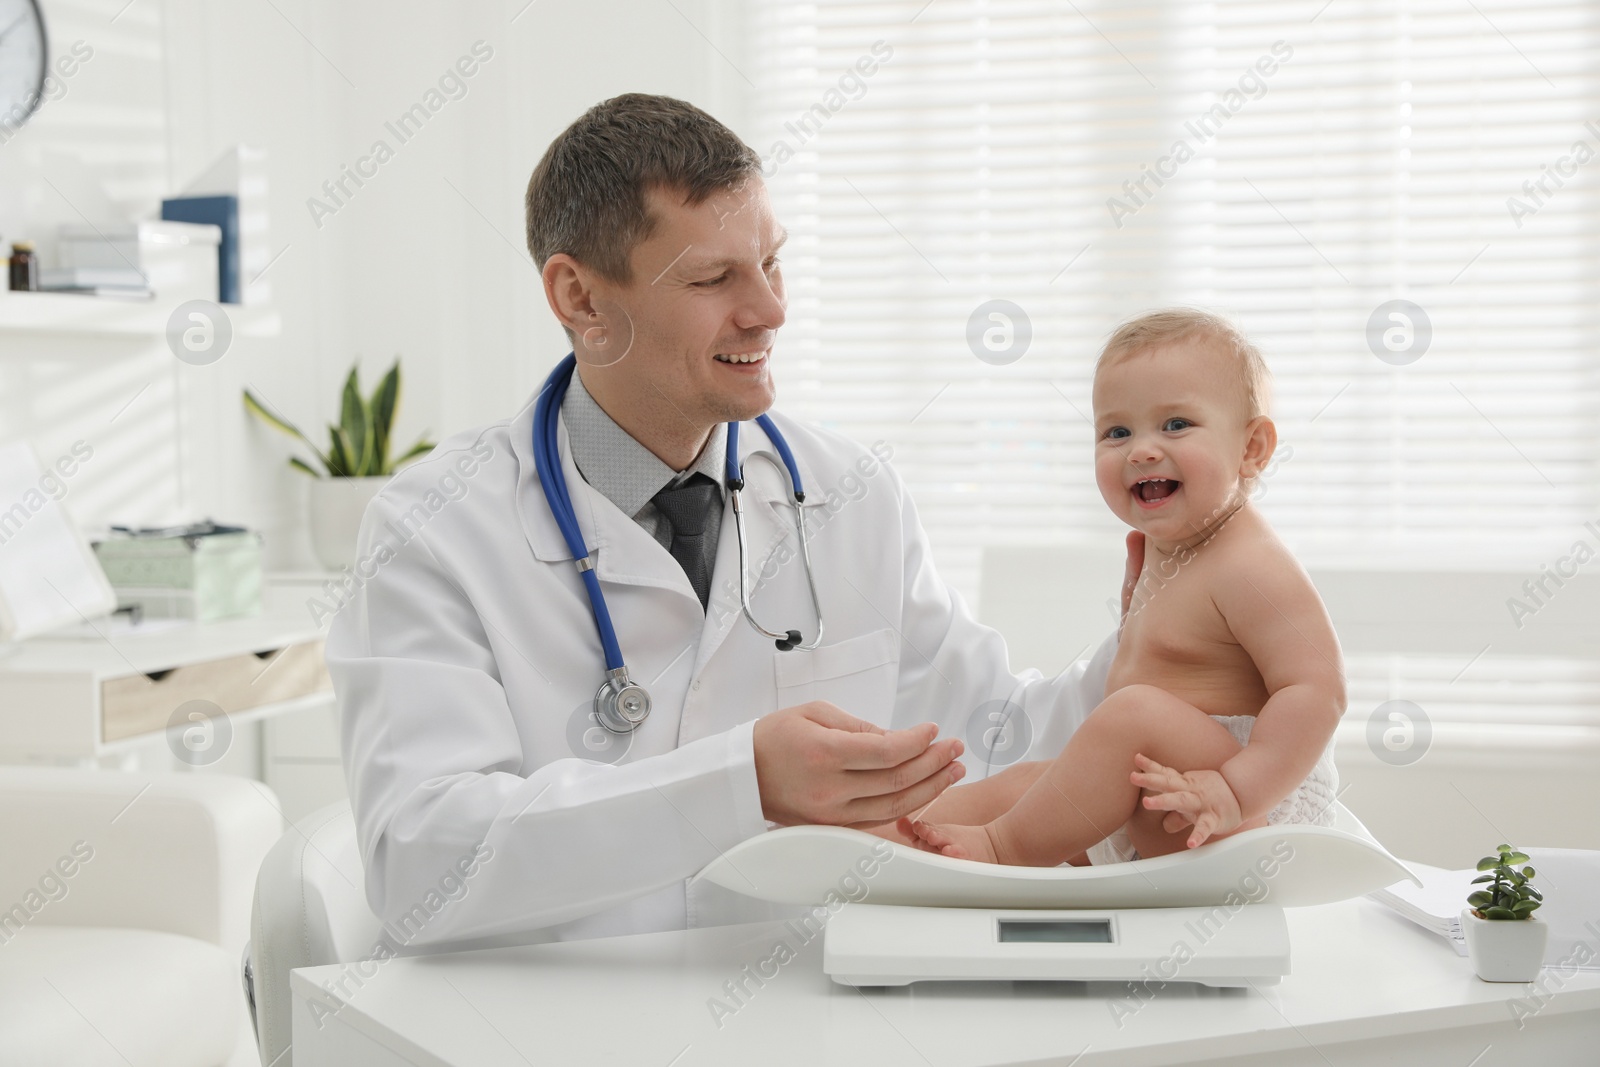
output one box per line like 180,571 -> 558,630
0,289 -> 280,338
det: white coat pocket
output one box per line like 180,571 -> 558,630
773,627 -> 900,723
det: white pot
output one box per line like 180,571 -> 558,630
307,476 -> 389,572
1461,907 -> 1548,982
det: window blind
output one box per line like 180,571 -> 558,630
743,0 -> 1600,608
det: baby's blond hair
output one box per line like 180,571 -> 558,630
1096,308 -> 1272,419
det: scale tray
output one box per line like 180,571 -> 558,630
692,802 -> 1418,909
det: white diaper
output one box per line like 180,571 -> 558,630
1085,714 -> 1338,866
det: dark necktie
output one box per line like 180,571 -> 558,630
650,473 -> 720,611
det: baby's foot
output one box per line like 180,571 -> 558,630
909,819 -> 999,863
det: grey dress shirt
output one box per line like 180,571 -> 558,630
561,371 -> 727,554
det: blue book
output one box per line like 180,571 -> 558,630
161,195 -> 240,304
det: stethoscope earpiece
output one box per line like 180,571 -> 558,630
775,630 -> 803,652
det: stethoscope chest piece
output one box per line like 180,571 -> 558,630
595,667 -> 651,733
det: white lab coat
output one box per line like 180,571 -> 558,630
326,384 -> 1117,951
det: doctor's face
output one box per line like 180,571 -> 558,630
589,179 -> 787,430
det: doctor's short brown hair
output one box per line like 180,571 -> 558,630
525,93 -> 763,285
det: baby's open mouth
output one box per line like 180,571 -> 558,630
1133,478 -> 1181,504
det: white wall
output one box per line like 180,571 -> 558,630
1,0 -> 745,570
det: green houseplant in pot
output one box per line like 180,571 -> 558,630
244,360 -> 435,571
1460,844 -> 1546,982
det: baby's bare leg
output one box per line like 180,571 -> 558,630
910,760 -> 1048,825
959,685 -> 1255,866
860,762 -> 1047,847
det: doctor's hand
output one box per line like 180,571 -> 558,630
753,702 -> 966,828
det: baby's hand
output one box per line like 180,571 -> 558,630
1130,753 -> 1243,849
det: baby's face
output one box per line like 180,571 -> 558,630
1092,340 -> 1262,545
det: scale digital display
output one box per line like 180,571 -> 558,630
996,919 -> 1114,944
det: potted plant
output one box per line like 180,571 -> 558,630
244,360 -> 435,571
1460,843 -> 1547,982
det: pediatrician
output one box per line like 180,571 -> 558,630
327,93 -> 1131,950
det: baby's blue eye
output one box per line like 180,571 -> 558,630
1104,426 -> 1130,440
1163,418 -> 1192,432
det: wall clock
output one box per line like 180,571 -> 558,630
0,0 -> 47,134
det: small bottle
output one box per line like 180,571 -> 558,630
9,241 -> 38,291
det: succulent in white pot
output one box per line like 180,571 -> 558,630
244,360 -> 435,571
1460,843 -> 1547,982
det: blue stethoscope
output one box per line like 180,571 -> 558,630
533,354 -> 825,734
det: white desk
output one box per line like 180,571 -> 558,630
292,897 -> 1600,1066
0,576 -> 333,761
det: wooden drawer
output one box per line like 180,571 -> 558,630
100,640 -> 332,743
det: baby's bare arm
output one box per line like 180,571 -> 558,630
1210,548 -> 1345,823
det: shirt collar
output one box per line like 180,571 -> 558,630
562,370 -> 727,519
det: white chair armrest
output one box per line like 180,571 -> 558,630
0,767 -> 283,952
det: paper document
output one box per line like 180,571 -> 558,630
1368,851 -> 1600,969
1367,861 -> 1472,956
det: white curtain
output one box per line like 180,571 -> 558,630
745,0 -> 1600,599
743,0 -> 1600,738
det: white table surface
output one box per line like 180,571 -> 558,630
0,576 -> 329,676
291,897 -> 1600,1067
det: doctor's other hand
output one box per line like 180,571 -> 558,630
753,702 -> 965,828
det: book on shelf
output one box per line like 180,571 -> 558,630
161,195 -> 240,304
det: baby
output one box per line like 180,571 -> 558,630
903,309 -> 1344,866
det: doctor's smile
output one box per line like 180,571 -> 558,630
9,4 -> 1592,1059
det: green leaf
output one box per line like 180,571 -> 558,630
244,389 -> 329,468
1511,900 -> 1540,916
1522,866 -> 1536,879
339,366 -> 370,476
1477,857 -> 1500,872
327,425 -> 351,477
369,362 -> 400,473
1467,890 -> 1493,908
338,427 -> 362,478
243,389 -> 302,439
1496,844 -> 1511,853
1526,886 -> 1543,900
1484,905 -> 1517,920
1505,851 -> 1529,864
288,456 -> 323,478
1470,874 -> 1496,884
